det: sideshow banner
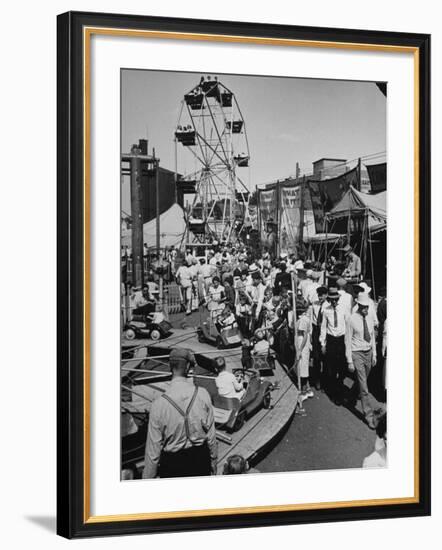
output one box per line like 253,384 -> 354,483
307,166 -> 359,232
258,187 -> 277,231
366,162 -> 387,193
279,184 -> 301,253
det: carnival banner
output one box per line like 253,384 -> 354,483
366,162 -> 387,193
279,184 -> 301,253
258,187 -> 277,227
307,166 -> 359,232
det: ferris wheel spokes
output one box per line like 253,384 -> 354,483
176,75 -> 251,244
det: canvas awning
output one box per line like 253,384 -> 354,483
326,186 -> 386,223
121,203 -> 186,249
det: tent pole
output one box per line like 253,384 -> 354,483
369,223 -> 376,301
291,271 -> 303,410
324,216 -> 328,286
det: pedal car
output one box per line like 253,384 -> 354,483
194,369 -> 273,432
197,319 -> 242,349
124,303 -> 172,341
198,305 -> 242,349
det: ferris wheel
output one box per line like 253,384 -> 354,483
175,75 -> 251,245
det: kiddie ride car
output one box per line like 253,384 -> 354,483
197,310 -> 242,349
194,368 -> 273,432
124,303 -> 172,341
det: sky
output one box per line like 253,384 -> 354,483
121,69 -> 386,212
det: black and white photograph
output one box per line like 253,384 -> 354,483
120,69 -> 388,480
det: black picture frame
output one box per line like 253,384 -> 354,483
57,10 -> 431,539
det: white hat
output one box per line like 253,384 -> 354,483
358,282 -> 372,294
356,292 -> 370,306
294,260 -> 304,270
248,263 -> 259,273
280,252 -> 288,259
306,269 -> 313,278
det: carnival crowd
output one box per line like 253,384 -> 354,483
122,242 -> 387,478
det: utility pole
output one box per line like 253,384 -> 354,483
357,157 -> 362,191
121,140 -> 158,288
129,145 -> 144,288
154,147 -> 161,258
298,175 -> 306,249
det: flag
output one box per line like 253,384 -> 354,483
366,162 -> 387,193
307,166 -> 359,232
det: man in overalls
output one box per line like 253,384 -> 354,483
142,348 -> 218,478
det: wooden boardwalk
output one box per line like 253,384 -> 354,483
121,329 -> 298,474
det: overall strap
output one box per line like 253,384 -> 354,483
162,387 -> 200,445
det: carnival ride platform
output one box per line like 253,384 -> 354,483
121,329 -> 298,475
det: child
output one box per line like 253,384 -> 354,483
235,293 -> 252,337
252,329 -> 270,356
223,454 -> 259,475
217,304 -> 236,331
215,357 -> 245,400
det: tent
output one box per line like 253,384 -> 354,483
327,186 -> 386,226
324,186 -> 387,292
121,203 -> 186,249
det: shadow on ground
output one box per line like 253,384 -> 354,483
25,516 -> 56,533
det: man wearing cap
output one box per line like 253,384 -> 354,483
345,293 -> 377,428
143,348 -> 218,478
342,245 -> 361,280
320,286 -> 348,404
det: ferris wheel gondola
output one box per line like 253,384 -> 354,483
174,75 -> 251,246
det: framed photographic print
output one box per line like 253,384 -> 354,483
57,11 -> 431,538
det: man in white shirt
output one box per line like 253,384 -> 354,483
320,287 -> 348,404
345,292 -> 377,428
336,277 -> 353,315
198,258 -> 214,295
176,263 -> 193,314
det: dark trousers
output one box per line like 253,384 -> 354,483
311,325 -> 323,386
158,442 -> 211,478
324,334 -> 346,400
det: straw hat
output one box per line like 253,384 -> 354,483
356,292 -> 371,307
327,287 -> 340,300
